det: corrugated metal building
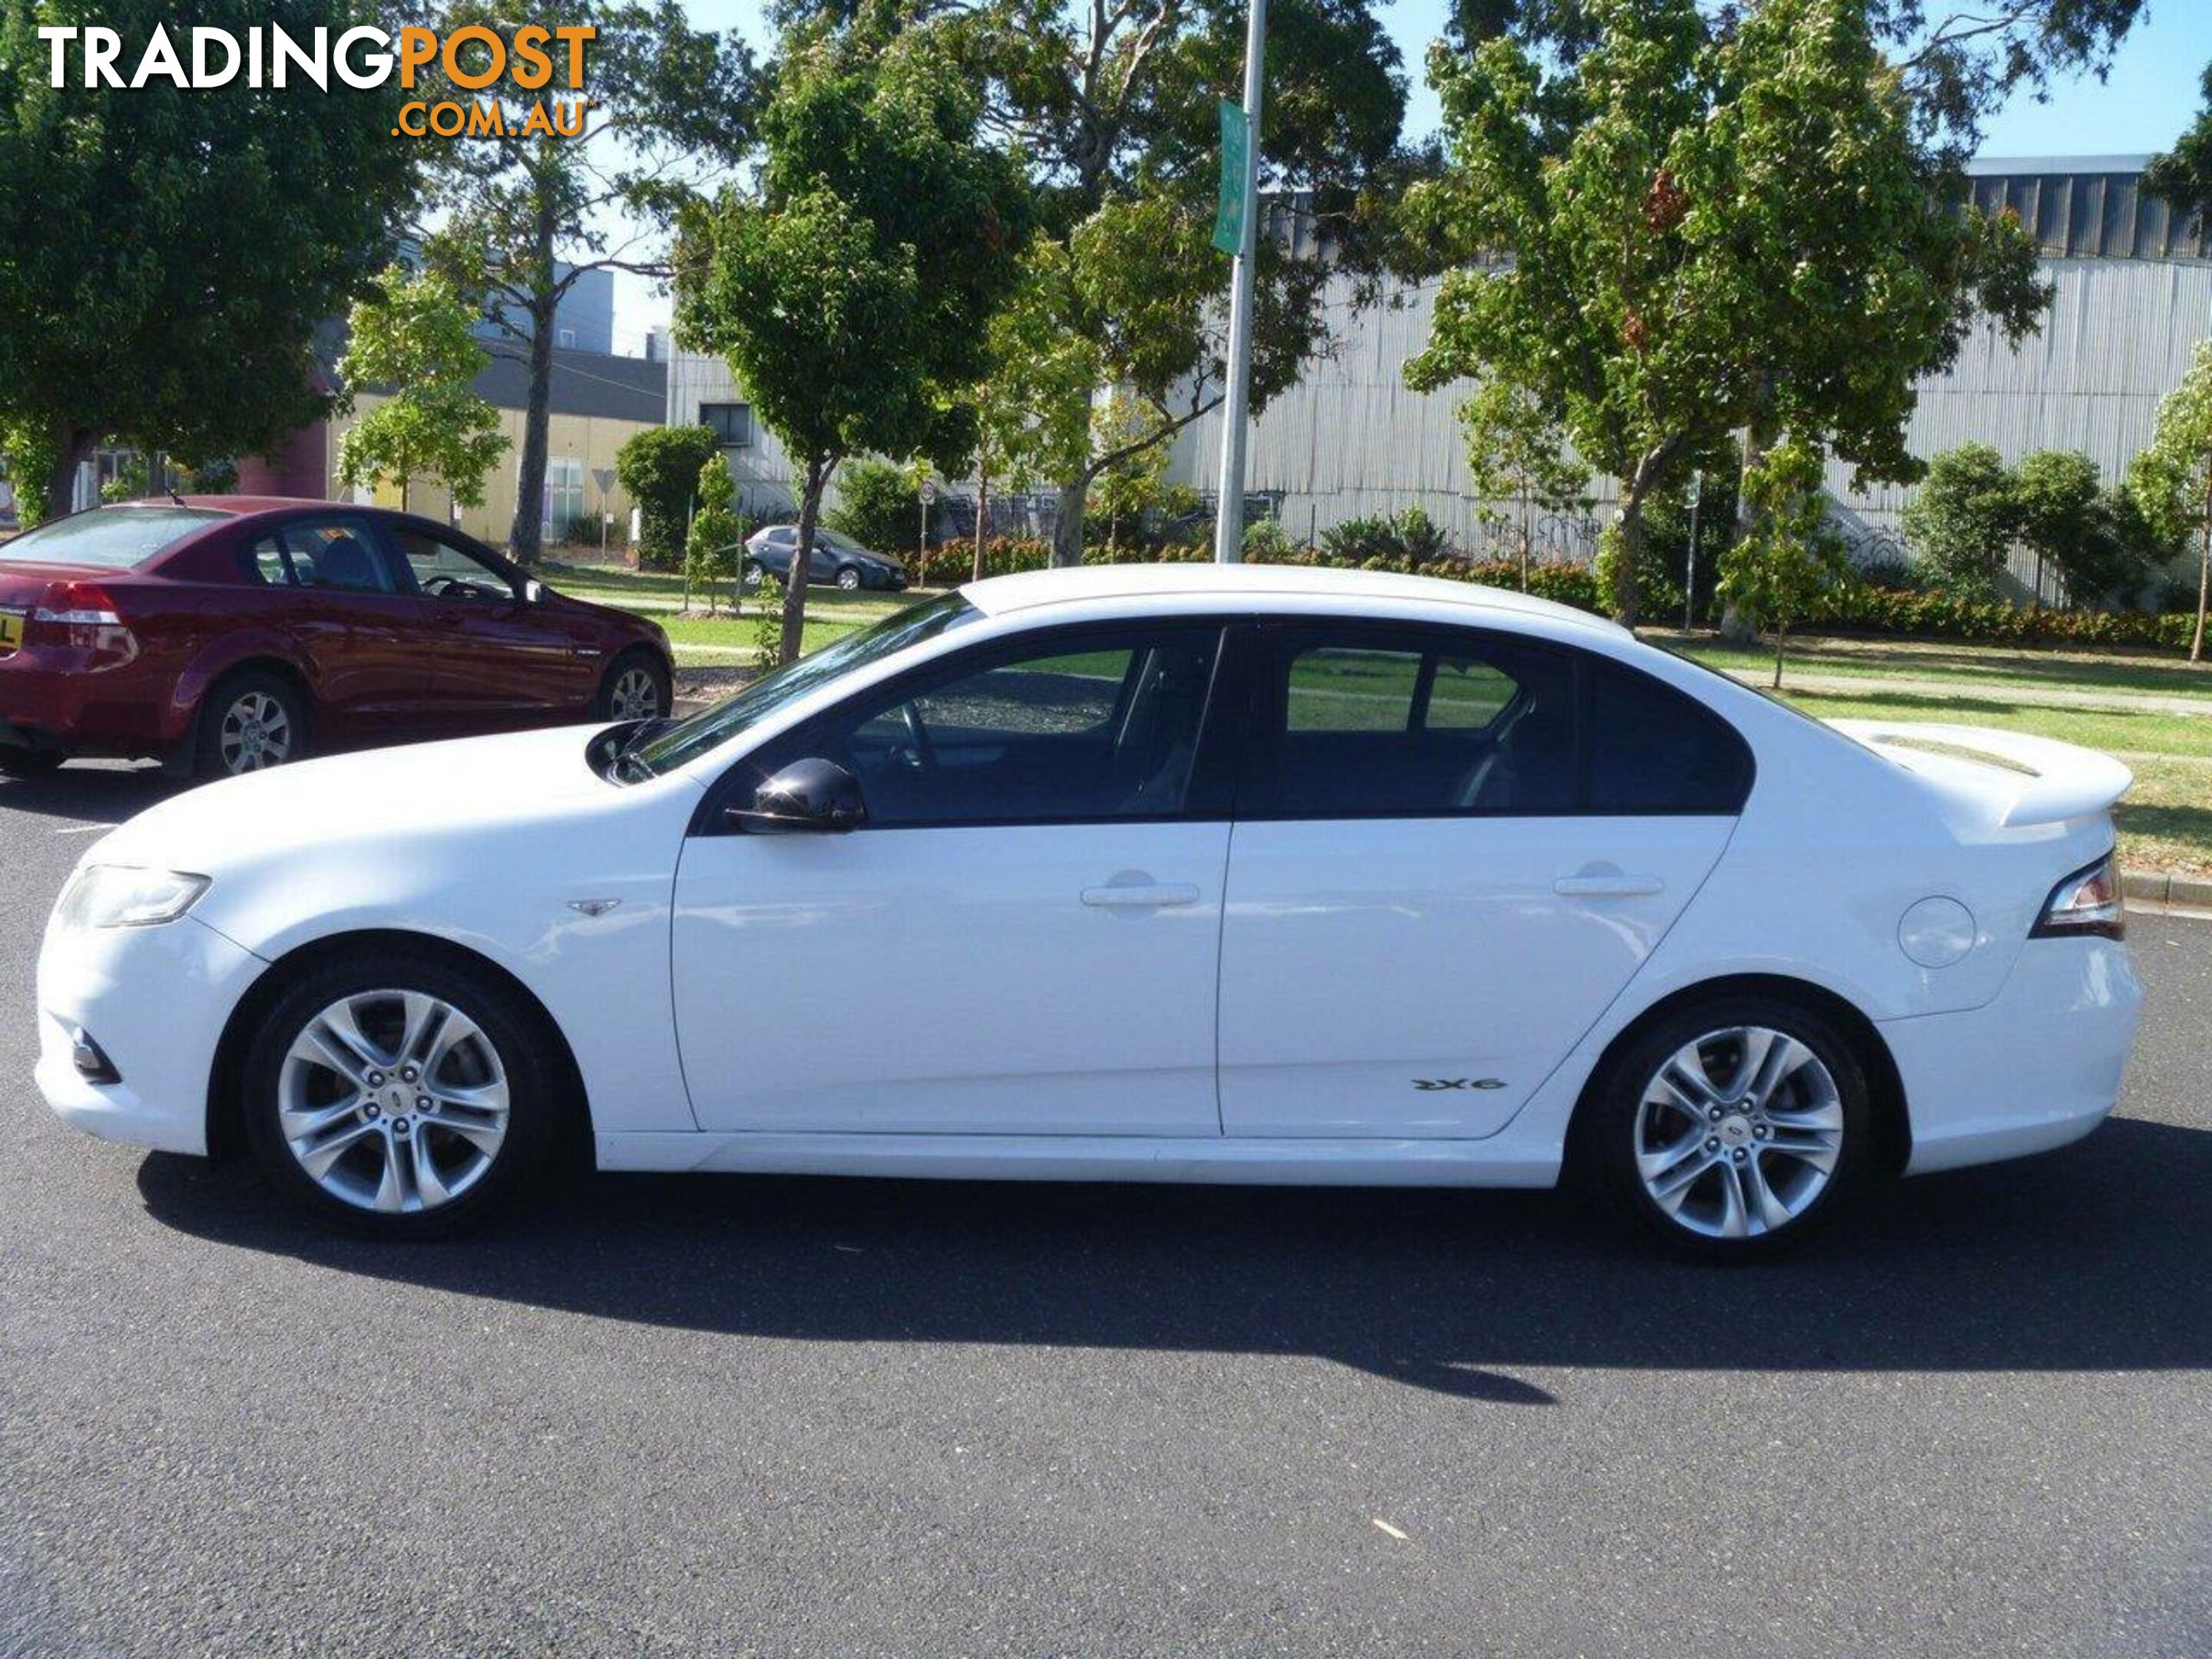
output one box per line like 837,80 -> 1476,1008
1167,155 -> 2212,569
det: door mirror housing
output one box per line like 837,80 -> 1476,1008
523,578 -> 547,604
727,757 -> 866,833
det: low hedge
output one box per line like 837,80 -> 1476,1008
939,539 -> 2197,653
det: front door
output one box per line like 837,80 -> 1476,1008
672,621 -> 1233,1135
1216,624 -> 1751,1139
376,523 -> 588,726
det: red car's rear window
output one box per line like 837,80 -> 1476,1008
1,506 -> 227,570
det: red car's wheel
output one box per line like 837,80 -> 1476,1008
197,670 -> 310,780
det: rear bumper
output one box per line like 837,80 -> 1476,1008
1883,936 -> 2142,1175
0,650 -> 178,757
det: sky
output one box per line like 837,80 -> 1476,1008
611,1 -> 2212,347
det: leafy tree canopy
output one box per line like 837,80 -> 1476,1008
2126,339 -> 2212,661
616,423 -> 724,571
1902,440 -> 2018,596
0,0 -> 419,518
335,266 -> 510,510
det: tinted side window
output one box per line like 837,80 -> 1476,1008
280,518 -> 391,593
386,527 -> 515,600
240,538 -> 298,587
753,628 -> 1224,827
1246,629 -> 1576,816
1585,661 -> 1753,813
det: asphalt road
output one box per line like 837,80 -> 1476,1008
2,763 -> 2207,1658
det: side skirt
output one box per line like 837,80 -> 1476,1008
594,1131 -> 1562,1188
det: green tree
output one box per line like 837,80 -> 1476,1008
417,0 -> 757,565
1408,0 -> 2047,624
615,424 -> 723,571
1460,381 -> 1592,590
0,0 -> 419,520
830,457 -> 935,559
2127,339 -> 2212,663
1902,442 -> 2019,598
675,18 -> 1032,661
2012,448 -> 2102,608
684,455 -> 743,614
0,416 -> 59,528
1717,437 -> 1855,688
335,267 -> 511,512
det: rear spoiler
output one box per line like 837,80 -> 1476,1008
1826,719 -> 2133,830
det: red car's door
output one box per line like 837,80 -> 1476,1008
375,522 -> 594,728
259,514 -> 448,740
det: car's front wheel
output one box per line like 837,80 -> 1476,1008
240,950 -> 568,1236
594,651 -> 671,722
1577,994 -> 1876,1260
741,560 -> 766,590
836,565 -> 863,591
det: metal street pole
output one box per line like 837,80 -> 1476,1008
1212,0 -> 1267,565
1683,469 -> 1704,632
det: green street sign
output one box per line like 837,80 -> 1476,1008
1213,99 -> 1249,257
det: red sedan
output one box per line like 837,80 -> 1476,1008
0,498 -> 674,779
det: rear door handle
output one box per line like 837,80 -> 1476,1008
1081,882 -> 1201,909
1554,873 -> 1665,898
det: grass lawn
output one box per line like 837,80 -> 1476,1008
1660,631 -> 2212,704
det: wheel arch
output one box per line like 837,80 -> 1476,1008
1565,972 -> 1911,1179
173,652 -> 316,773
205,928 -> 592,1166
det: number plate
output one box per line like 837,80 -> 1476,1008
0,611 -> 22,652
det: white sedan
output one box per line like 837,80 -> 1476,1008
34,565 -> 2141,1257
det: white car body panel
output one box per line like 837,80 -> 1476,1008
31,563 -> 2142,1197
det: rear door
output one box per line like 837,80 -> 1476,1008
1216,624 -> 1751,1139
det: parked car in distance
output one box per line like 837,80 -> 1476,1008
0,498 -> 674,779
742,524 -> 909,593
36,565 -> 2140,1257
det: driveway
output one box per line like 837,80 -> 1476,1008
2,765 -> 2206,1657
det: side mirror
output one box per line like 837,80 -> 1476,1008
727,757 -> 866,834
523,578 -> 547,604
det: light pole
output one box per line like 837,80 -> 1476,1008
1211,0 -> 1267,565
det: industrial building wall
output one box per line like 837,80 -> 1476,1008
1165,256 -> 2212,568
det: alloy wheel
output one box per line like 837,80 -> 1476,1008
609,666 -> 662,720
837,568 -> 861,591
276,988 -> 512,1215
1633,1025 -> 1844,1240
218,690 -> 293,773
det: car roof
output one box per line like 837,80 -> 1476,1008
959,561 -> 1631,637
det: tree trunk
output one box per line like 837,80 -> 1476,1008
508,200 -> 560,568
972,465 -> 990,584
1050,472 -> 1090,569
1772,618 -> 1788,690
1720,423 -> 1766,643
42,423 -> 93,522
785,455 -> 836,665
2194,513 -> 2210,665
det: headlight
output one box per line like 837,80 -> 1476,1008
55,865 -> 212,930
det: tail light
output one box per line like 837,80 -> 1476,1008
28,581 -> 136,663
2031,849 -> 2124,941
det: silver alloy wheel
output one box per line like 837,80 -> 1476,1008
1633,1025 -> 1844,1240
218,690 -> 293,773
836,566 -> 862,591
608,665 -> 661,720
741,562 -> 764,589
276,988 -> 511,1214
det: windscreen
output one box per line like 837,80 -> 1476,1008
0,507 -> 225,569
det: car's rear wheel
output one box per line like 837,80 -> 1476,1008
1577,994 -> 1876,1260
240,951 -> 567,1236
198,670 -> 307,779
741,560 -> 766,590
0,749 -> 63,777
594,651 -> 671,722
836,565 -> 863,591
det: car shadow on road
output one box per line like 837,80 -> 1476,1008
134,1115 -> 2210,1405
0,763 -> 183,826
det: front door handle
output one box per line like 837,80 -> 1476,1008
1554,873 -> 1665,898
1081,882 -> 1201,909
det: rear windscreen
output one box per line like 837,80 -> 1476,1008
0,507 -> 225,569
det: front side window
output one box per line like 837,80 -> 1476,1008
386,527 -> 516,601
750,625 -> 1225,826
1247,628 -> 1575,816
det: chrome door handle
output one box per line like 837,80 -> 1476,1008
1081,882 -> 1201,909
1554,873 -> 1665,898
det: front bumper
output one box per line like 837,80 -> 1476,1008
35,910 -> 267,1156
1883,936 -> 2142,1175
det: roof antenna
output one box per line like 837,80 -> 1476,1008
165,483 -> 187,506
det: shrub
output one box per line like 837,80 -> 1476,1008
684,456 -> 744,614
1241,516 -> 1300,562
1318,506 -> 1455,568
616,425 -> 722,571
829,457 -> 939,558
1902,443 -> 2018,597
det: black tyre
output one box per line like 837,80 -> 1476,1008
835,565 -> 863,591
1573,992 -> 1878,1261
240,948 -> 572,1237
741,560 -> 766,590
594,650 -> 671,722
0,749 -> 64,777
197,669 -> 308,779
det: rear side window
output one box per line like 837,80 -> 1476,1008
277,518 -> 392,593
1584,661 -> 1753,813
240,538 -> 298,586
